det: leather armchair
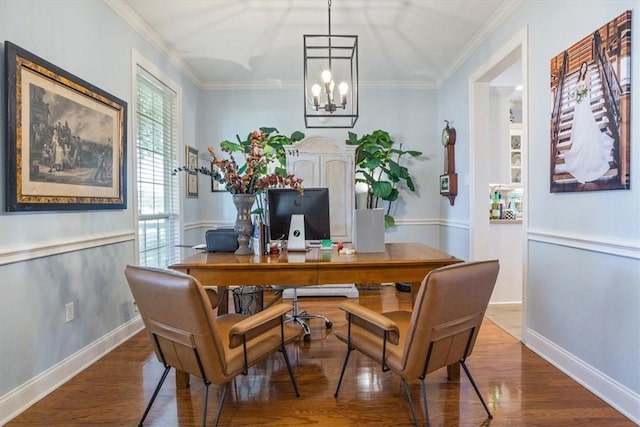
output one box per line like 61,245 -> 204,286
333,260 -> 499,426
124,265 -> 303,426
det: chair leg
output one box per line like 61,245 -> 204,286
460,360 -> 493,419
213,382 -> 229,427
420,378 -> 430,426
402,379 -> 421,427
334,347 -> 353,397
201,382 -> 210,427
280,344 -> 300,397
139,365 -> 170,426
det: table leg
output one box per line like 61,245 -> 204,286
409,281 -> 461,381
447,363 -> 460,380
175,370 -> 190,388
217,285 -> 229,315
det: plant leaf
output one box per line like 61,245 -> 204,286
290,130 -> 305,142
384,214 -> 395,229
371,181 -> 393,199
260,126 -> 278,135
406,176 -> 416,192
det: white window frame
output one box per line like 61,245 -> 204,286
131,50 -> 183,267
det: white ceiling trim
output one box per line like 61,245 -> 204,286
106,0 -> 201,86
200,80 -> 438,91
107,0 -> 521,91
438,0 -> 522,87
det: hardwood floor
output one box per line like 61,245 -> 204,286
485,303 -> 522,341
7,286 -> 633,426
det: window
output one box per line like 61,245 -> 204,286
135,65 -> 181,268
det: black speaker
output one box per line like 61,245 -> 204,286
205,229 -> 239,252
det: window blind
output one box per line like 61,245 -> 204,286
135,67 -> 180,268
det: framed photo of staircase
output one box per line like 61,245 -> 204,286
549,10 -> 631,193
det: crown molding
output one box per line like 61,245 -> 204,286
107,0 -> 521,91
200,80 -> 437,91
437,0 -> 523,87
105,0 -> 202,87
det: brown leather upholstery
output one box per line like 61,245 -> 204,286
334,260 -> 499,426
125,265 -> 302,426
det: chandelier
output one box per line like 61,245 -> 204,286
303,0 -> 358,128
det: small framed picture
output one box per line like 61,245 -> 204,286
440,174 -> 450,193
439,173 -> 457,206
211,161 -> 226,192
186,145 -> 198,198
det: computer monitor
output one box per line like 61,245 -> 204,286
267,188 -> 331,249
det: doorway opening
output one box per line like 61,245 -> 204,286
469,29 -> 528,342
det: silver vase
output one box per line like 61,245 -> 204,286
233,193 -> 256,255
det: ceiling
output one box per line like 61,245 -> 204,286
109,0 -> 518,89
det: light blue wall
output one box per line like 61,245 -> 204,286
1,0 -> 638,423
196,87 -> 442,245
0,0 -> 200,402
437,0 -> 639,420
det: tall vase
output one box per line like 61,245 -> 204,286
233,193 -> 256,255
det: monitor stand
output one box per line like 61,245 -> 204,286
286,214 -> 307,252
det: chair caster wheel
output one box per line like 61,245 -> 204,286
325,321 -> 333,329
303,333 -> 311,343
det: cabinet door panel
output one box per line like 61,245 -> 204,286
287,138 -> 354,242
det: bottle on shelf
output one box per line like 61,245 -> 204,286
490,191 -> 500,220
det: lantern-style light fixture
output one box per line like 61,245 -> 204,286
304,0 -> 358,128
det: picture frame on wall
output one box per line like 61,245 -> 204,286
210,161 -> 226,192
439,174 -> 450,193
549,10 -> 631,193
4,41 -> 127,211
186,145 -> 199,198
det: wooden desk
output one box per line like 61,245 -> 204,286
170,242 -> 460,302
169,242 -> 462,384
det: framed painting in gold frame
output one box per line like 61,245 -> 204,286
5,41 -> 127,211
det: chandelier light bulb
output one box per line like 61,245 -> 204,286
321,69 -> 332,83
311,84 -> 321,108
339,81 -> 348,105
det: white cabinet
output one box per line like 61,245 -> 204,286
286,136 -> 354,243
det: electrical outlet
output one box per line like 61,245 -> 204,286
133,301 -> 138,313
65,302 -> 74,322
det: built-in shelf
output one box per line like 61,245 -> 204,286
510,124 -> 522,184
490,219 -> 523,224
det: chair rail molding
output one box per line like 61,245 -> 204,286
0,231 -> 136,266
527,228 -> 639,259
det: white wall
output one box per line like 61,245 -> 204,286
438,1 -> 639,422
0,1 -> 200,421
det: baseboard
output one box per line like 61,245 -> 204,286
525,328 -> 640,425
0,316 -> 144,425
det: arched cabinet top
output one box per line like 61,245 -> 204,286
286,135 -> 355,154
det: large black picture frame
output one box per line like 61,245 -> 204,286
4,41 -> 127,211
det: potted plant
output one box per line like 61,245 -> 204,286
346,129 -> 422,228
174,127 -> 305,254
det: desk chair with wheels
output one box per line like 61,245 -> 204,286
334,260 -> 499,426
271,286 -> 332,342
